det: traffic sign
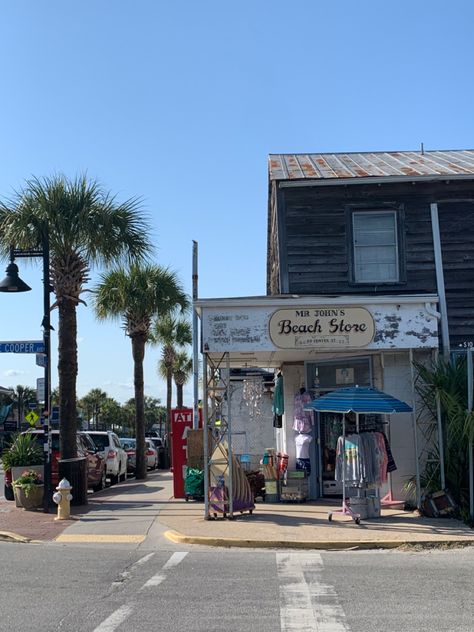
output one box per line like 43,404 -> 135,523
0,340 -> 45,353
36,353 -> 47,367
36,377 -> 45,403
25,410 -> 39,427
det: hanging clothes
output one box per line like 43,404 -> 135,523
272,372 -> 284,428
335,432 -> 392,486
292,389 -> 313,433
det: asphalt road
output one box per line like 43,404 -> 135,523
0,542 -> 472,632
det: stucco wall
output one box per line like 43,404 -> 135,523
228,379 -> 275,470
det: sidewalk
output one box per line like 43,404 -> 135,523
1,470 -> 473,549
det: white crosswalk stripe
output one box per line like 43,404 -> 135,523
277,552 -> 350,632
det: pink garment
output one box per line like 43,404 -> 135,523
293,391 -> 314,433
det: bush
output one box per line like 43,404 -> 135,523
0,433 -> 43,471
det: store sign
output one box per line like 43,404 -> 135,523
269,307 -> 375,349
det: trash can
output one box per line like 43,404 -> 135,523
58,457 -> 88,506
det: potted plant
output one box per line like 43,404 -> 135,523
12,469 -> 44,510
1,433 -> 43,504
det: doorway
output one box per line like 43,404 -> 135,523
305,356 -> 373,498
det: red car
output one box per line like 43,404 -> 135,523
3,429 -> 107,501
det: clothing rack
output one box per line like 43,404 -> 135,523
329,415 -> 392,524
328,413 -> 361,524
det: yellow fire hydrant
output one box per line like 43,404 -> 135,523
53,478 -> 73,520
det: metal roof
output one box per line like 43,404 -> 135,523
268,150 -> 474,182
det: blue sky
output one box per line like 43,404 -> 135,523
0,1 -> 473,406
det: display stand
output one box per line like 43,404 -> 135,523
327,413 -> 361,525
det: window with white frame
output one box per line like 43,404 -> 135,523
352,211 -> 399,283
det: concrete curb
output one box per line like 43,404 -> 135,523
0,530 -> 32,543
164,530 -> 474,551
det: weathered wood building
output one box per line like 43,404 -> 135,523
197,149 -> 474,505
268,150 -> 474,352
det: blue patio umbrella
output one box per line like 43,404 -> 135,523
304,385 -> 412,414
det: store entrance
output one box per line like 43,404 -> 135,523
306,356 -> 373,498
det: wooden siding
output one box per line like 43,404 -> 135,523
267,179 -> 474,348
438,201 -> 474,349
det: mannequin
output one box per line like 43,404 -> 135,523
293,387 -> 313,473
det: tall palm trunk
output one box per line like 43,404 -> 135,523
132,333 -> 147,480
176,383 -> 184,408
58,300 -> 78,459
166,367 -> 173,465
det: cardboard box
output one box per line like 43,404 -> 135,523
186,429 -> 214,470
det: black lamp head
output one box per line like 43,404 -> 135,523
0,260 -> 32,293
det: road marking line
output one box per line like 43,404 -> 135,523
140,552 -> 188,590
277,552 -> 350,632
133,552 -> 156,567
55,534 -> 146,543
141,573 -> 166,589
162,551 -> 188,569
93,605 -> 133,632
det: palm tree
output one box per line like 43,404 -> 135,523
79,388 -> 109,430
11,385 -> 36,430
151,315 -> 192,460
0,174 -> 151,459
159,351 -> 193,409
94,264 -> 188,479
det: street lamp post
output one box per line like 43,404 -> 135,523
0,229 -> 52,512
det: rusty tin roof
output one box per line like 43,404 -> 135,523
269,150 -> 474,182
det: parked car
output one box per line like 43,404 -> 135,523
145,439 -> 158,470
3,429 -> 107,500
146,436 -> 165,468
87,431 -> 127,484
118,438 -> 157,472
119,438 -> 136,475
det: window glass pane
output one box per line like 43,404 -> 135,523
356,262 -> 397,282
355,246 -> 396,265
353,211 -> 398,282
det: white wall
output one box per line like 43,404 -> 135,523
229,379 -> 275,471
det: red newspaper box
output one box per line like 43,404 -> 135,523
171,408 -> 202,498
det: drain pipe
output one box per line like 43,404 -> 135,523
430,203 -> 450,360
192,240 -> 199,430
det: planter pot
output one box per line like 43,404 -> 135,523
13,484 -> 44,511
11,465 -> 44,508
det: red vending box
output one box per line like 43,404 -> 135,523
171,408 -> 202,498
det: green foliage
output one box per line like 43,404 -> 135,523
1,433 -> 43,471
413,356 -> 474,508
13,469 -> 43,497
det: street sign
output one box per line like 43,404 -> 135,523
3,421 -> 17,431
36,377 -> 45,403
0,340 -> 45,353
25,410 -> 39,427
36,353 -> 47,367
28,401 -> 38,410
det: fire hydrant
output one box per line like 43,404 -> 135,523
53,478 -> 73,520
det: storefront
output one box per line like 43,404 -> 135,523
196,294 -> 439,509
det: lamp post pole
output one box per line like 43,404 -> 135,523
40,228 -> 52,512
1,229 -> 53,512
